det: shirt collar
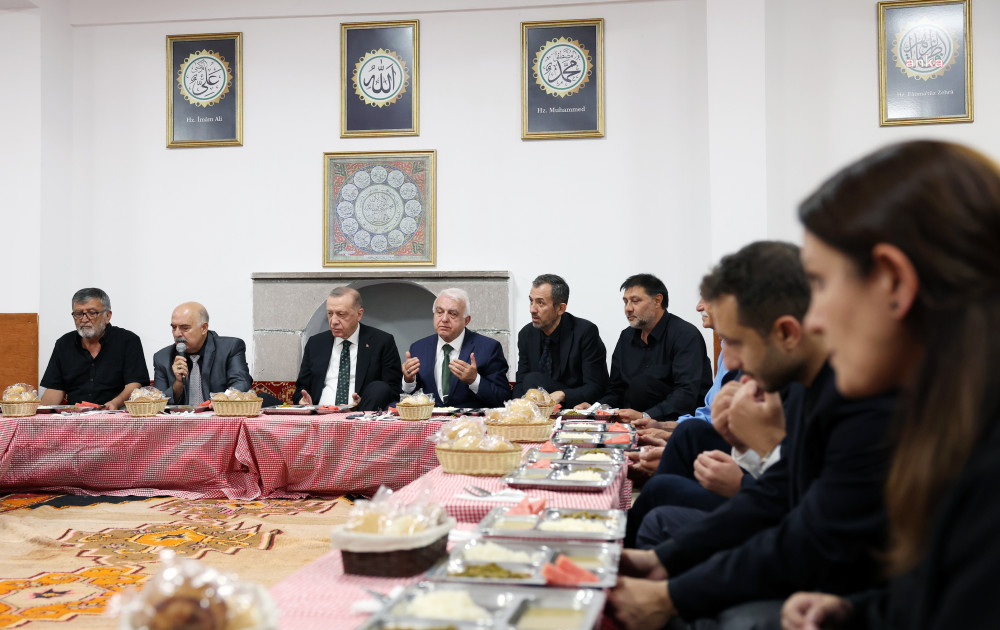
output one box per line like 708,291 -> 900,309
632,311 -> 670,344
337,326 -> 361,349
438,329 -> 466,355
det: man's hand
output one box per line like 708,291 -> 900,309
729,379 -> 786,456
350,392 -> 361,407
171,354 -> 189,382
693,450 -> 743,497
627,445 -> 663,477
637,428 -> 671,444
618,408 -> 643,422
608,577 -> 676,630
550,390 -> 566,404
712,380 -> 749,451
574,401 -> 591,410
402,351 -> 421,383
299,389 -> 313,405
105,397 -> 123,410
618,548 -> 668,579
449,352 -> 479,385
781,592 -> 852,630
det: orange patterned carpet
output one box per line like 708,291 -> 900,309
0,493 -> 351,628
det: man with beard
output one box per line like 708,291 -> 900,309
577,273 -> 712,423
40,288 -> 148,409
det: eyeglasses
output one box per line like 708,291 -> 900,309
71,309 -> 106,321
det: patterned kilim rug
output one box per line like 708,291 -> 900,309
0,492 -> 354,628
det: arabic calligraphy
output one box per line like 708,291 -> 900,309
893,20 -> 957,81
352,48 -> 410,107
176,50 -> 232,107
533,37 -> 592,98
335,164 -> 422,255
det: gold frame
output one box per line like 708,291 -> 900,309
322,150 -> 436,267
166,32 -> 243,147
522,18 -> 605,139
878,0 -> 973,126
341,20 -> 420,137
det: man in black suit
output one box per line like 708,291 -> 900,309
511,274 -> 608,407
608,241 -> 896,629
152,301 -> 252,404
294,287 -> 401,410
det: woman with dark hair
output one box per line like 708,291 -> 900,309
782,140 -> 1000,630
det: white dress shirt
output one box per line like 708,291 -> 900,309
732,444 -> 782,479
402,329 -> 481,399
319,327 -> 360,406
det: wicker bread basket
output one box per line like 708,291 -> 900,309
1,401 -> 41,417
435,446 -> 522,476
396,403 -> 434,421
534,402 -> 557,418
485,420 -> 555,443
212,398 -> 263,417
124,400 -> 167,417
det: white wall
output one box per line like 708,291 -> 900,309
39,0 -> 715,380
9,0 -> 1000,384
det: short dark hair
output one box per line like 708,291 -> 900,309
329,286 -> 362,309
532,274 -> 569,305
620,274 -> 668,310
700,241 -> 809,336
72,288 -> 110,310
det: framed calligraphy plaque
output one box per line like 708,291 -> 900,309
878,0 -> 972,126
341,21 -> 419,137
522,18 -> 604,140
167,33 -> 243,147
323,151 -> 436,266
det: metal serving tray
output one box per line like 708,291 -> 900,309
503,463 -> 620,493
358,582 -> 606,630
550,430 -> 636,450
426,538 -> 620,589
476,506 -> 626,541
524,446 -> 570,462
524,446 -> 625,467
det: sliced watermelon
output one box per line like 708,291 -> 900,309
507,496 -> 546,516
538,440 -> 559,453
607,422 -> 629,432
541,562 -> 577,586
555,555 -> 599,583
528,460 -> 551,469
605,433 -> 631,444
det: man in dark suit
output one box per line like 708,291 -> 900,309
607,241 -> 896,629
511,274 -> 608,407
401,288 -> 511,408
152,301 -> 252,404
294,287 -> 401,410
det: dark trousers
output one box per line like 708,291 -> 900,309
665,600 -> 784,630
358,381 -> 396,411
625,419 -> 737,547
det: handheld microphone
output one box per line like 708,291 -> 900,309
175,341 -> 188,401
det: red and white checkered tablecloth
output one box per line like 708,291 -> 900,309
0,413 -> 258,499
242,414 -> 443,498
0,412 -> 444,500
391,454 -> 632,524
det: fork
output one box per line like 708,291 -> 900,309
464,485 -> 493,497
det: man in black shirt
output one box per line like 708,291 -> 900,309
40,288 -> 148,409
511,274 -> 608,407
577,273 -> 712,423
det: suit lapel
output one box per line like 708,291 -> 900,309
355,325 -> 370,390
452,332 -> 476,398
200,332 -> 216,398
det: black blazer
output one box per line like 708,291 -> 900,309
655,362 -> 896,620
511,312 -> 608,406
294,323 -> 402,404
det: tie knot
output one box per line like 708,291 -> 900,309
342,340 -> 351,348
191,355 -> 200,363
443,343 -> 453,353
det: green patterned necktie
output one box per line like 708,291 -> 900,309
335,340 -> 351,405
441,343 -> 453,401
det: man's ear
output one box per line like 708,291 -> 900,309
556,303 -> 567,317
771,315 -> 803,350
871,243 -> 919,320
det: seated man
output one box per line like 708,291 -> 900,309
511,274 -> 608,407
577,273 -> 712,423
294,287 -> 402,410
402,288 -> 511,408
40,287 -> 148,409
609,241 -> 896,629
152,302 -> 252,404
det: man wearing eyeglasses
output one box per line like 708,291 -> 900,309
401,287 -> 512,408
40,287 -> 148,409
